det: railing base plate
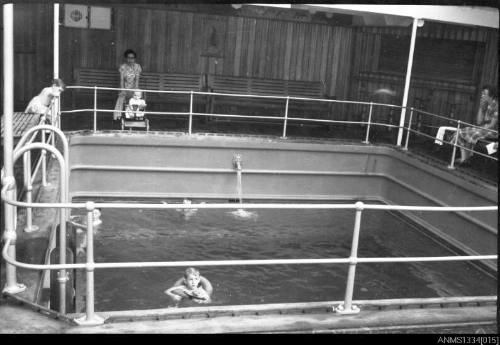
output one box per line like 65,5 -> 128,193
74,314 -> 106,326
335,304 -> 360,315
2,283 -> 27,295
24,225 -> 39,233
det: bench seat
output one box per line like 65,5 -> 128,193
206,75 -> 333,127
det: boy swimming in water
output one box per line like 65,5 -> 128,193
165,267 -> 213,304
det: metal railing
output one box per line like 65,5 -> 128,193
62,85 -> 498,170
1,85 -> 497,326
1,181 -> 497,324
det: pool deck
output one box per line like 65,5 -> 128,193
0,296 -> 497,333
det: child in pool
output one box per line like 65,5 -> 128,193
165,267 -> 213,304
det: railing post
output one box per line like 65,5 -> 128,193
403,107 -> 414,151
40,121 -> 48,187
362,102 -> 373,144
336,201 -> 363,315
23,151 -> 38,232
93,86 -> 97,133
188,91 -> 193,135
448,120 -> 461,170
282,96 -> 289,139
1,177 -> 26,294
75,202 -> 105,326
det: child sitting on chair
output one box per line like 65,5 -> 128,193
125,91 -> 146,120
165,267 -> 213,305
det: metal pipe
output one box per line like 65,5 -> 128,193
188,91 -> 193,135
282,96 -> 289,138
23,151 -> 38,232
53,3 -> 59,80
337,201 -> 363,314
2,234 -> 496,271
448,120 -> 461,169
397,17 -> 419,147
41,125 -> 48,186
362,102 -> 373,144
65,85 -> 406,109
12,143 -> 67,313
93,86 -> 97,133
403,107 -> 414,151
84,204 -> 96,321
1,3 -> 26,295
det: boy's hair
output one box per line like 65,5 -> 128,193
184,267 -> 200,278
53,78 -> 65,91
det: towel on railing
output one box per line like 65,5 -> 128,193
434,126 -> 457,145
486,142 -> 498,155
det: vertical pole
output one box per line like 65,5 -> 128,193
53,3 -> 59,80
396,18 -> 420,147
2,3 -> 26,295
41,125 -> 48,186
189,91 -> 193,135
362,102 -> 373,144
282,96 -> 289,139
336,201 -> 363,315
403,107 -> 414,151
23,151 -> 38,232
75,202 -> 105,325
448,120 -> 461,170
93,86 -> 97,133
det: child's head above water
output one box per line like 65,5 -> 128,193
184,267 -> 201,290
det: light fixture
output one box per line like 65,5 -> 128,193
417,18 -> 425,27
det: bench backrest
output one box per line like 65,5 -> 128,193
73,68 -> 204,92
208,74 -> 325,99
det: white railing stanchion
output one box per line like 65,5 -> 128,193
188,91 -> 193,135
448,120 -> 461,170
50,101 -> 56,157
23,151 -> 38,232
403,107 -> 414,151
282,96 -> 289,139
336,201 -> 363,315
93,86 -> 97,133
40,122 -> 48,187
362,102 -> 373,144
75,202 -> 105,326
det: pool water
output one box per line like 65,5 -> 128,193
71,199 -> 497,312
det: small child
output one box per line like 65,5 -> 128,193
125,91 -> 146,119
165,267 -> 213,305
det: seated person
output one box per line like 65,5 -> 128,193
451,85 -> 498,165
124,91 -> 146,120
165,267 -> 213,305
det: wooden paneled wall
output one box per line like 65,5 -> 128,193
59,7 -> 354,103
4,4 -> 53,110
4,3 -> 498,126
349,24 -> 498,126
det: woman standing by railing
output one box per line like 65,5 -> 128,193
113,49 -> 142,121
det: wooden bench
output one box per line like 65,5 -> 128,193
206,75 -> 333,125
72,68 -> 207,114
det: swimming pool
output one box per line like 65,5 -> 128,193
70,198 -> 497,312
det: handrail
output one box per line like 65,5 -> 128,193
61,85 -> 498,169
2,238 -> 496,271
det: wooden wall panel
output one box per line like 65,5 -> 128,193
8,4 -> 495,121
